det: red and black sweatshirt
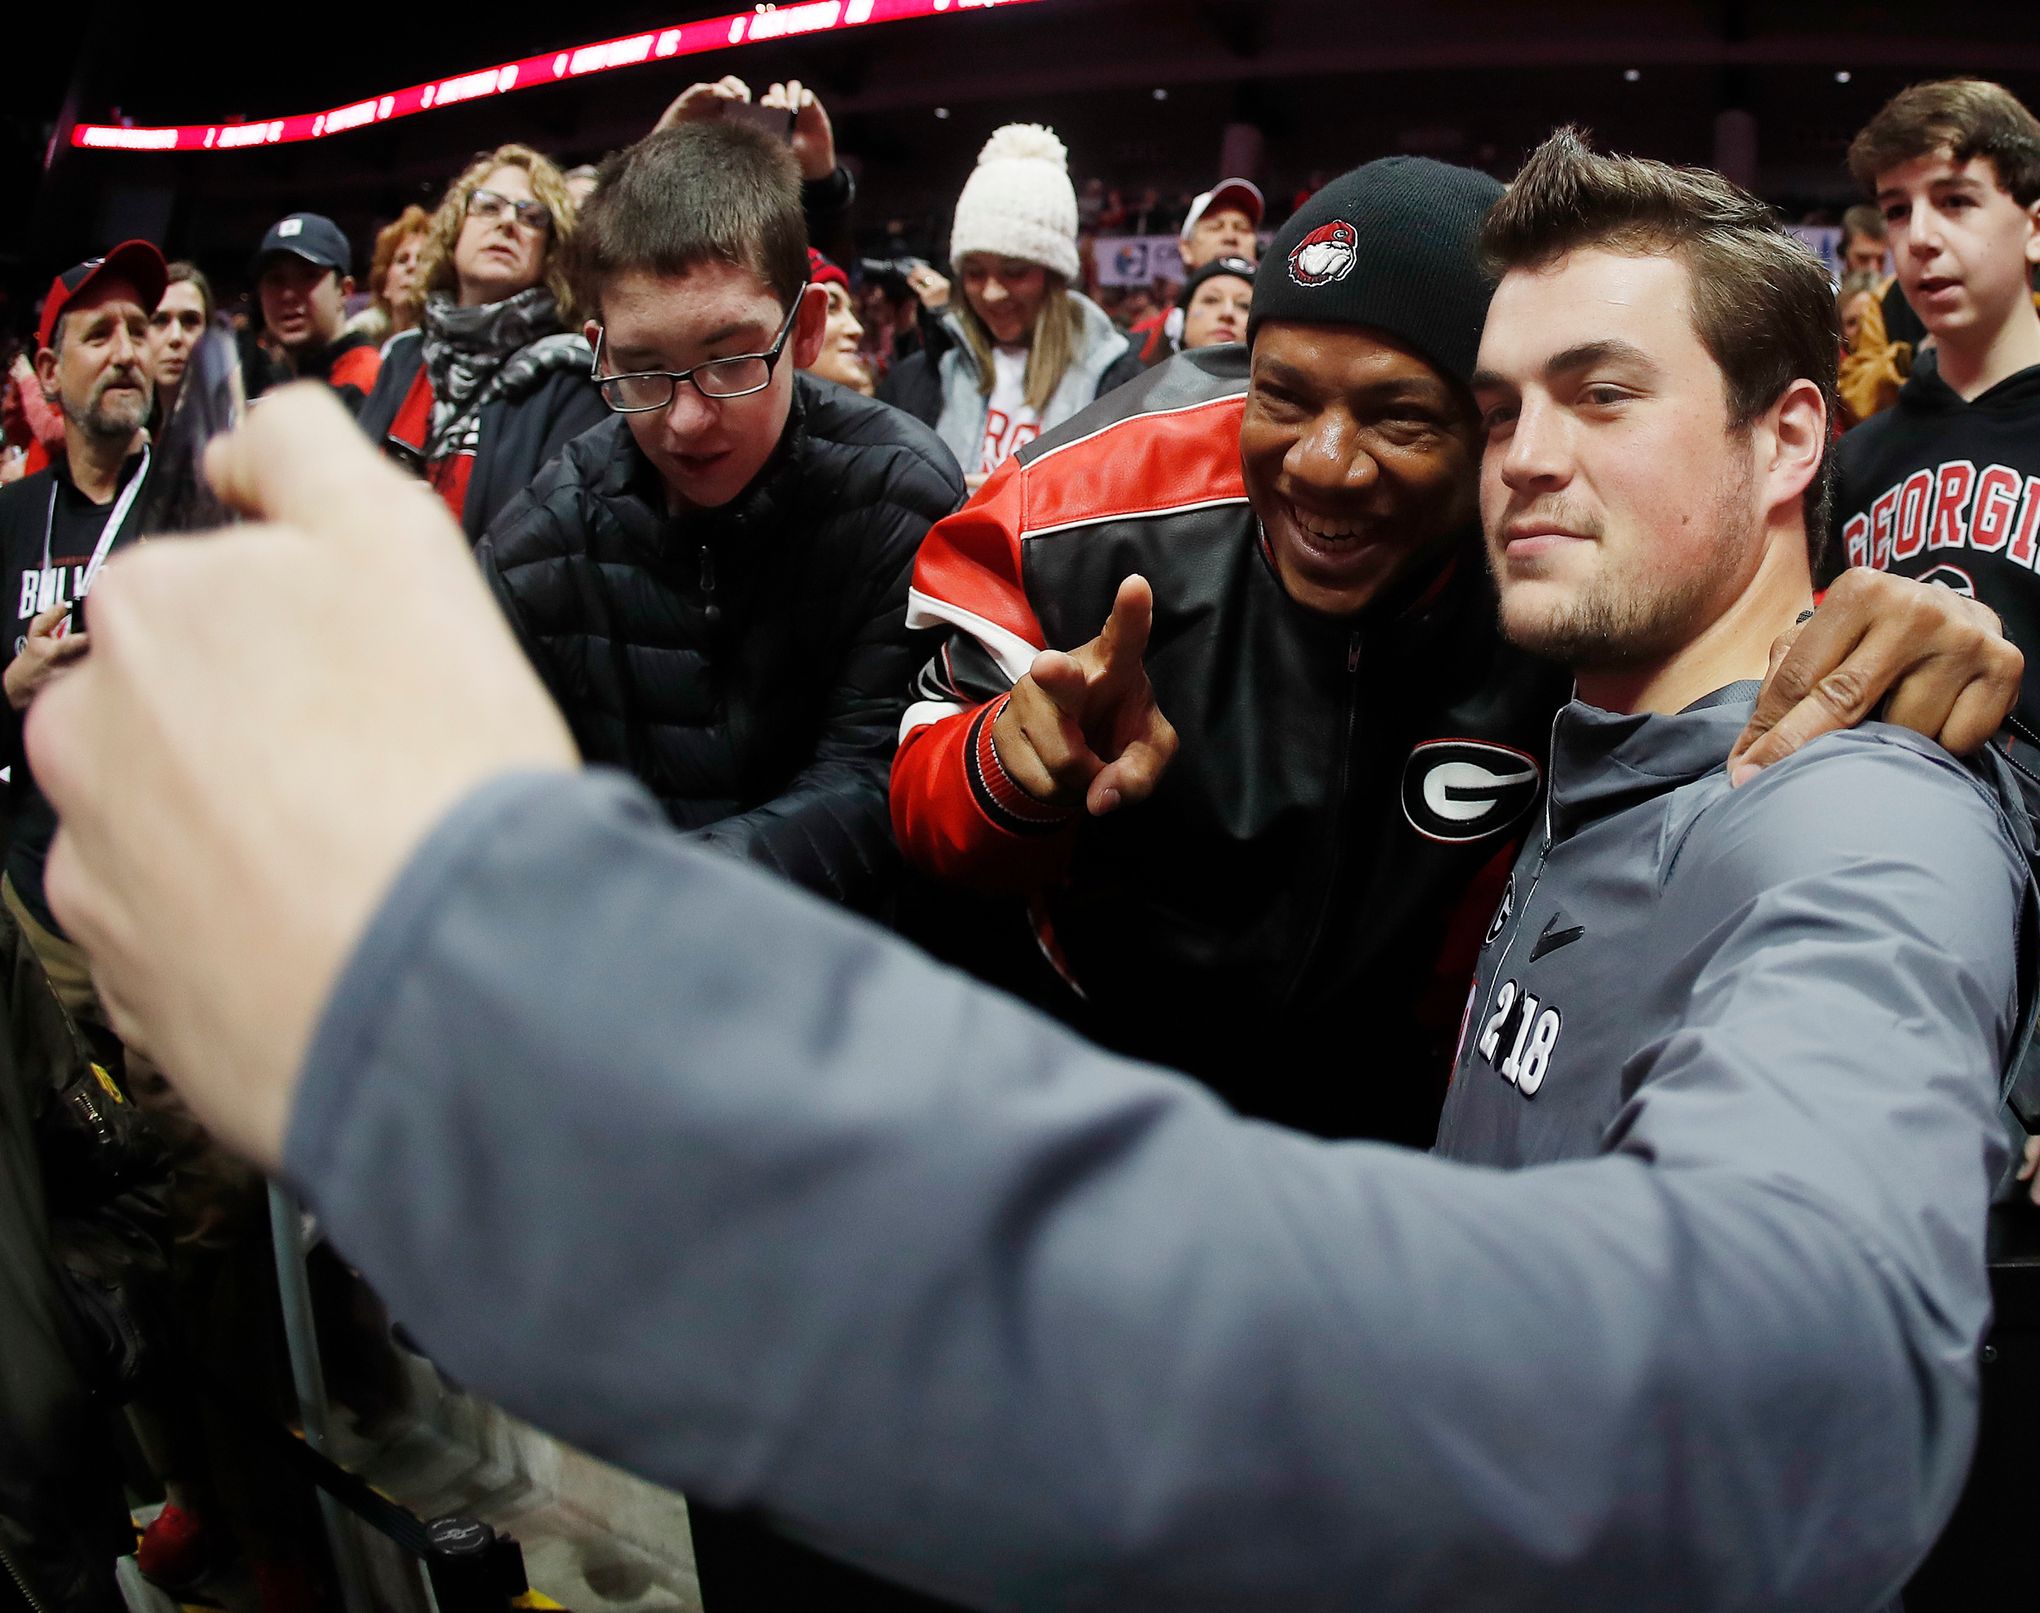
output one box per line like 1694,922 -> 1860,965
892,348 -> 1568,1145
1830,353 -> 2040,732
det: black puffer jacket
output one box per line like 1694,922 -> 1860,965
477,377 -> 964,913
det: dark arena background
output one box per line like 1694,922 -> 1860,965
11,1 -> 2040,318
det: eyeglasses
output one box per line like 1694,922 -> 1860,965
591,287 -> 807,411
466,188 -> 552,234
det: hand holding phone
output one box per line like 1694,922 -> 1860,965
727,99 -> 795,142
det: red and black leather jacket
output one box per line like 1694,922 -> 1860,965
891,347 -> 1569,1144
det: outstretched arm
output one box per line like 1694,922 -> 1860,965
280,760 -> 2006,1613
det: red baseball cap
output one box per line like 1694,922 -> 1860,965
1181,179 -> 1265,242
37,241 -> 169,353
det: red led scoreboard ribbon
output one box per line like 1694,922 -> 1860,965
73,0 -> 1044,153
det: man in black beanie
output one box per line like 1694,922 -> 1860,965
893,155 -> 2020,1146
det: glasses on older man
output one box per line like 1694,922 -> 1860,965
590,286 -> 807,411
466,188 -> 552,234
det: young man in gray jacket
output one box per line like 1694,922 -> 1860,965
25,142 -> 2035,1611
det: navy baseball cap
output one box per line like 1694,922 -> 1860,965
37,240 -> 169,352
252,213 -> 352,279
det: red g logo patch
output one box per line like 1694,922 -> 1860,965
1288,220 -> 1358,288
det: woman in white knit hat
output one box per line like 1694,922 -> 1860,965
878,123 -> 1145,485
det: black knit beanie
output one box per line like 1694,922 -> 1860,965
1248,156 -> 1505,389
1177,254 -> 1257,310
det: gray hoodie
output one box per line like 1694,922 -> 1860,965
284,685 -> 2028,1610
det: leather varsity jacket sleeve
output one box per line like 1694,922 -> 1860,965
890,349 -> 1258,894
889,455 -> 1080,893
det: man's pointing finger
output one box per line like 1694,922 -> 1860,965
1091,574 -> 1155,677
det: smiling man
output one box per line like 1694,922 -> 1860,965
893,155 -> 2024,1146
474,121 -> 961,923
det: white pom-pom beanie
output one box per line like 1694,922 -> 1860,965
949,124 -> 1080,282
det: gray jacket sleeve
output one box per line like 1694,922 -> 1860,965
284,763 -> 2019,1613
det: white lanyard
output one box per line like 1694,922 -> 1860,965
42,444 -> 151,592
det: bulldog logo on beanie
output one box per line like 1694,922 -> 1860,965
1288,220 -> 1358,288
1248,156 -> 1506,388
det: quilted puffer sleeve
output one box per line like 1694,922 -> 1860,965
692,431 -> 963,914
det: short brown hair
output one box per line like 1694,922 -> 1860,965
417,144 -> 579,317
1848,79 -> 2040,205
567,122 -> 806,319
1483,127 -> 1839,567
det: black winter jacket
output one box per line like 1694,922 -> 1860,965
357,329 -> 610,545
477,377 -> 964,913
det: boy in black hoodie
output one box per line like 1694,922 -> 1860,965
1830,79 -> 2040,733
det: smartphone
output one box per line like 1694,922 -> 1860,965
727,100 -> 794,142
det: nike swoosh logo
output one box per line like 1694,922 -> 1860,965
1528,914 -> 1585,961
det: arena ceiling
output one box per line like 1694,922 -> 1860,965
10,0 -> 2040,312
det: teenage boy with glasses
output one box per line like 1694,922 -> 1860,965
474,115 -> 963,1613
587,280 -> 806,409
475,122 -> 961,929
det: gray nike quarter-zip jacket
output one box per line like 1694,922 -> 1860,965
1439,683 -> 2032,1599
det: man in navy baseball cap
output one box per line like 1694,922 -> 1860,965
248,212 -> 381,410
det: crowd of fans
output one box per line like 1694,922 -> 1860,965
2,58 -> 2039,1613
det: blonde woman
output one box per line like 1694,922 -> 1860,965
878,124 -> 1143,486
357,144 -> 605,541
